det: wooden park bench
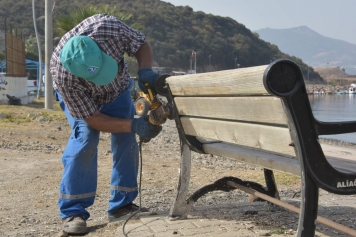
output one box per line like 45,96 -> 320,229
156,59 -> 356,237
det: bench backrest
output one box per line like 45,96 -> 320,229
164,59 -> 356,195
166,65 -> 296,157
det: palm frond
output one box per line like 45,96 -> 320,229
54,5 -> 141,37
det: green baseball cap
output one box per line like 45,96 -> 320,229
60,35 -> 118,86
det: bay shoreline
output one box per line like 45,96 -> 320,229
320,138 -> 355,148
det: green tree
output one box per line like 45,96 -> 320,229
0,51 -> 5,60
25,36 -> 38,55
54,5 -> 142,37
24,36 -> 41,61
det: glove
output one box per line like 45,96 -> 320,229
131,115 -> 162,140
138,68 -> 159,93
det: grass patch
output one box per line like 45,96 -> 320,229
274,172 -> 300,187
220,168 -> 301,188
0,97 -> 65,124
269,228 -> 286,234
255,172 -> 301,188
0,113 -> 33,123
27,97 -> 62,111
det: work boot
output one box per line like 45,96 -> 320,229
108,203 -> 149,221
62,215 -> 87,234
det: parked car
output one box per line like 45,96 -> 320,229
27,79 -> 38,94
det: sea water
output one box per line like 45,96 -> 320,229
308,94 -> 356,144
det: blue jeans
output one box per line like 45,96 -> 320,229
56,88 -> 138,219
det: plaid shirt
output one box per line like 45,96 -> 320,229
50,14 -> 146,119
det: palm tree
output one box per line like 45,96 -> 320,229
54,5 -> 142,76
54,5 -> 142,37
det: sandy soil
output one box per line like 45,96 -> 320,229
0,105 -> 355,237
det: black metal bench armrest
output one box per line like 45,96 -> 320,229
315,120 -> 356,136
263,59 -> 356,195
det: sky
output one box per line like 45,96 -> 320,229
163,0 -> 356,45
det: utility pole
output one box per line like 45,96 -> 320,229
32,0 -> 42,99
194,51 -> 196,73
45,0 -> 53,109
209,55 -> 211,72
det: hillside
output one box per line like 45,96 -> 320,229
0,0 -> 324,83
314,67 -> 356,86
255,26 -> 356,75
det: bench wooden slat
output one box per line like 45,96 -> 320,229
203,142 -> 356,177
203,142 -> 300,176
175,97 -> 288,125
166,65 -> 269,96
181,117 -> 295,156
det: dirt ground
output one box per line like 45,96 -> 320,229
0,102 -> 356,237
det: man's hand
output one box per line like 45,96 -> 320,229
131,115 -> 162,140
138,68 -> 159,93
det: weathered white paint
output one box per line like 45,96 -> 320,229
0,76 -> 35,105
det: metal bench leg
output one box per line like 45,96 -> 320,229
279,97 -> 319,236
169,142 -> 192,219
248,169 -> 280,202
264,169 -> 280,199
297,170 -> 319,237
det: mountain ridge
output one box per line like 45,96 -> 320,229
255,26 -> 356,75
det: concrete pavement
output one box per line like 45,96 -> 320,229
112,206 -> 275,237
109,202 -> 338,237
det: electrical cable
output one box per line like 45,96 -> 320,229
122,139 -> 143,237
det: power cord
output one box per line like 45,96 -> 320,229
122,138 -> 144,237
